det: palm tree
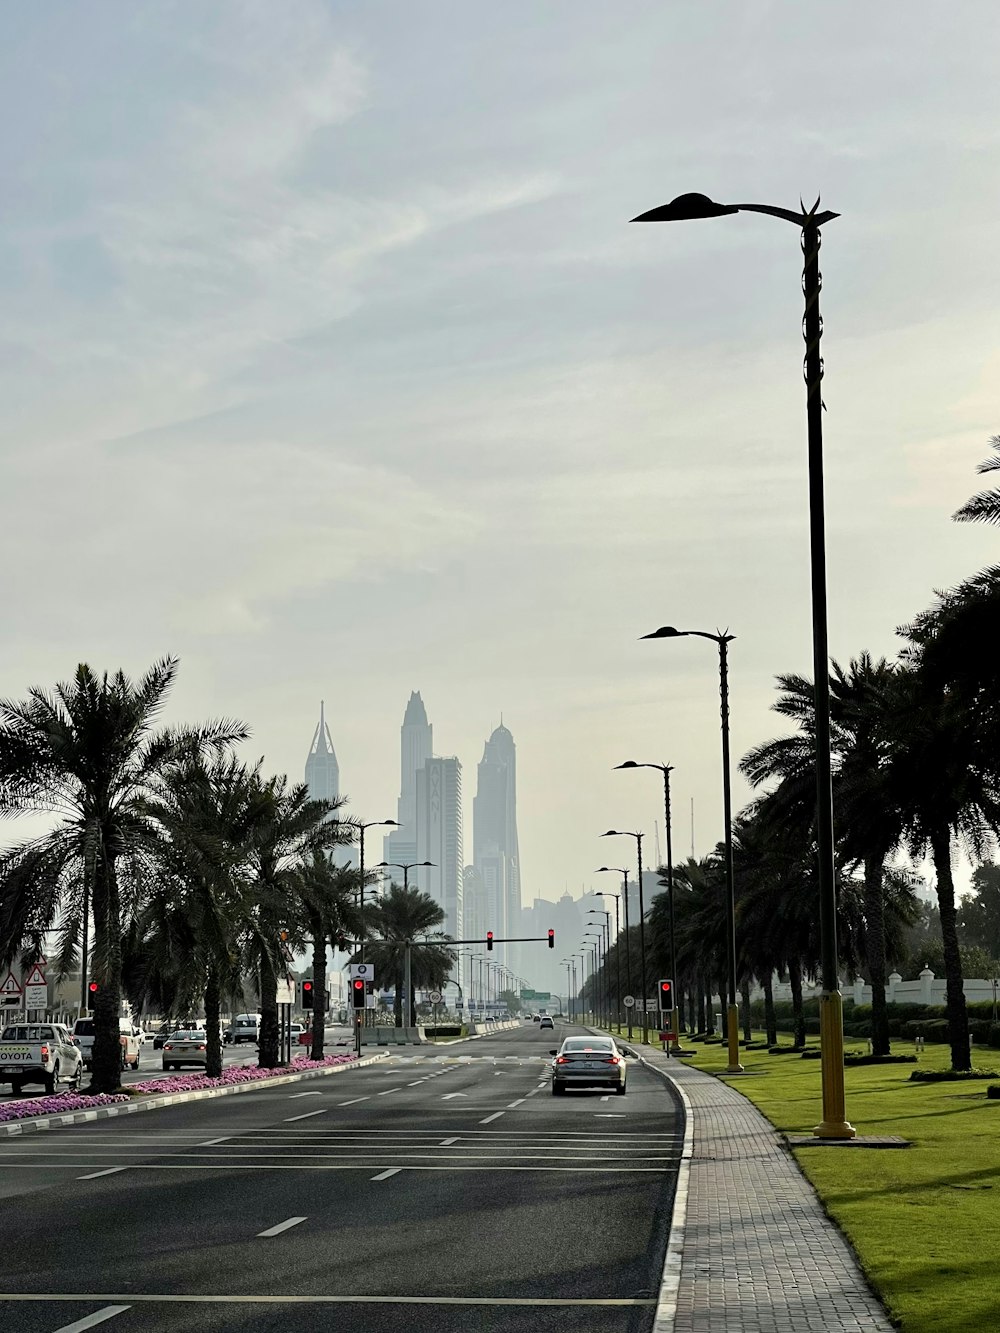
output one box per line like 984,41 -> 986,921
294,852 -> 363,1059
240,772 -> 344,1068
361,883 -> 455,1026
953,434 -> 1000,525
0,658 -> 245,1093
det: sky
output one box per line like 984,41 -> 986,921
2,2 -> 999,916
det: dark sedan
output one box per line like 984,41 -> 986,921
550,1035 -> 632,1095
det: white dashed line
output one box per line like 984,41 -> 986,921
52,1306 -> 131,1332
288,1091 -> 323,1099
479,1112 -> 505,1124
377,1088 -> 402,1096
337,1097 -> 370,1106
283,1109 -> 327,1122
506,1099 -> 525,1108
198,1137 -> 230,1146
439,1137 -> 459,1146
257,1216 -> 308,1237
371,1167 -> 401,1180
76,1167 -> 125,1180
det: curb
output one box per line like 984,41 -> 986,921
0,1052 -> 389,1138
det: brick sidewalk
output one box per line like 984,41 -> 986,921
640,1047 -> 894,1332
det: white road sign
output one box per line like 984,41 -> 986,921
275,976 -> 294,1005
350,963 -> 376,983
0,972 -> 21,1007
428,991 -> 443,1004
622,995 -> 635,1008
23,963 -> 46,988
24,985 -> 48,1009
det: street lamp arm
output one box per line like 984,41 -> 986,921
630,192 -> 838,229
641,626 -> 734,645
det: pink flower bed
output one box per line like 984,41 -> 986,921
0,1053 -> 357,1123
136,1052 -> 356,1096
0,1092 -> 129,1123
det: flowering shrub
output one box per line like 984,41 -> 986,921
0,1053 -> 357,1123
134,1052 -> 357,1096
0,1092 -> 129,1123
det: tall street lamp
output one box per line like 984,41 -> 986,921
640,628 -> 741,1073
597,868 -> 632,1036
615,761 -> 680,1049
561,960 -> 573,1021
588,910 -> 612,1030
633,190 -> 852,1136
585,932 -> 603,1026
595,890 -> 622,1032
374,861 -> 435,893
356,820 -> 398,965
601,830 -> 648,1042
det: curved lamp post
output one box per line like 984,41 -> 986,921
597,869 -> 632,1037
640,628 -> 741,1073
601,831 -> 648,1041
356,820 -> 398,965
589,909 -> 612,1032
633,190 -> 851,1136
616,761 -> 680,1050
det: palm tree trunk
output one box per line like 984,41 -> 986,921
789,958 -> 806,1049
696,983 -> 705,1034
310,919 -> 326,1061
89,854 -> 124,1095
931,827 -> 971,1071
740,978 -> 752,1043
864,853 -> 891,1056
762,972 -> 777,1047
258,965 -> 279,1069
204,966 -> 223,1078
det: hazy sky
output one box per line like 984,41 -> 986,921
3,3 -> 999,911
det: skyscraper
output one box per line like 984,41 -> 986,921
383,691 -> 433,886
304,701 -> 340,803
416,756 -> 463,941
472,722 -> 522,970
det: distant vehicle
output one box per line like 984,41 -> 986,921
288,1024 -> 305,1046
72,1017 -> 141,1071
230,1014 -> 261,1045
539,1016 -> 554,1030
550,1035 -> 632,1096
532,1014 -> 540,1022
0,1023 -> 83,1095
161,1031 -> 209,1070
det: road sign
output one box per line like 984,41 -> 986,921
659,1032 -> 676,1042
24,985 -> 48,1008
0,972 -> 21,1008
23,963 -> 46,988
428,990 -> 443,1003
622,995 -> 635,1008
275,976 -> 294,1005
349,963 -> 376,983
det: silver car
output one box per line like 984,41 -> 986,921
161,1030 -> 208,1070
550,1035 -> 630,1095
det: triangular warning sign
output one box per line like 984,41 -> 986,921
0,971 -> 21,996
23,963 -> 46,987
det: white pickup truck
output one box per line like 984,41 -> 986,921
0,1023 -> 84,1095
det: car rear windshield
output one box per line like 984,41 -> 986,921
73,1020 -> 95,1036
171,1032 -> 206,1040
2,1026 -> 56,1041
561,1038 -> 614,1051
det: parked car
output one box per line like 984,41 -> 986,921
289,1024 -> 305,1046
550,1035 -> 632,1096
230,1013 -> 261,1045
161,1030 -> 209,1070
0,1022 -> 83,1095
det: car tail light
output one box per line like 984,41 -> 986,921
555,1056 -> 568,1064
40,1045 -> 49,1060
163,1044 -> 173,1051
198,1044 -> 206,1050
605,1056 -> 620,1065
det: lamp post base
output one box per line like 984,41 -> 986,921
814,988 -> 856,1138
725,1003 -> 744,1073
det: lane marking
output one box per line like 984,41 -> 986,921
407,1081 -> 425,1086
600,1095 -> 610,1102
377,1088 -> 402,1096
288,1092 -> 323,1099
371,1167 -> 401,1180
439,1137 -> 459,1146
506,1099 -> 525,1108
479,1112 -> 505,1124
1,1162 -> 672,1173
0,1293 -> 658,1308
76,1167 -> 126,1180
337,1097 -> 370,1106
52,1307 -> 131,1332
440,1093 -> 467,1100
283,1109 -> 327,1122
198,1137 -> 230,1147
257,1216 -> 308,1237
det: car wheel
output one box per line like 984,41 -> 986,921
43,1063 -> 57,1096
130,1056 -> 140,1070
163,1063 -> 173,1071
552,1083 -> 565,1096
9,1079 -> 22,1096
615,1081 -> 627,1096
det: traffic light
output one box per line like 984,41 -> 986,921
658,978 -> 674,1009
301,980 -> 314,1010
486,931 -> 494,952
351,978 -> 366,1010
547,929 -> 555,949
88,981 -> 99,996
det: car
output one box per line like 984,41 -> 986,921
230,1013 -> 261,1044
288,1024 -> 304,1046
532,1013 -> 540,1022
72,1016 -> 141,1071
539,1016 -> 554,1030
161,1030 -> 208,1070
550,1035 -> 632,1096
0,1022 -> 83,1095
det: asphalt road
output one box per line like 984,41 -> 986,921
0,1021 -> 682,1333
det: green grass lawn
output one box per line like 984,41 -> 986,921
635,1030 -> 1000,1333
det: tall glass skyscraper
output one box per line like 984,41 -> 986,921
383,691 -> 433,888
472,723 -> 522,971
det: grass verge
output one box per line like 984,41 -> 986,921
667,1032 -> 1000,1333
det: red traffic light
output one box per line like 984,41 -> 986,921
486,931 -> 494,952
658,978 -> 674,1003
302,979 -> 314,1010
88,981 -> 99,994
302,980 -> 313,992
351,977 -> 366,1010
547,929 -> 555,949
